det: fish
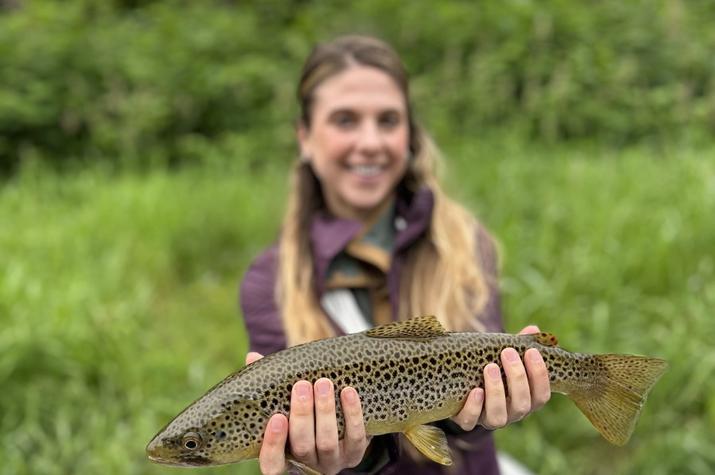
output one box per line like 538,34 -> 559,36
146,315 -> 667,471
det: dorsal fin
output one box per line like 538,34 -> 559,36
365,315 -> 447,339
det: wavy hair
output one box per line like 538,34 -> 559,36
278,35 -> 493,346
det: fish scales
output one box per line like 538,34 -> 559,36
147,316 -> 667,469
236,332 -> 582,436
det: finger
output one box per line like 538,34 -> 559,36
340,387 -> 369,467
288,381 -> 317,465
524,348 -> 551,410
501,348 -> 532,423
451,387 -> 485,431
313,378 -> 340,470
518,325 -> 540,335
259,414 -> 288,475
480,363 -> 508,429
245,352 -> 263,365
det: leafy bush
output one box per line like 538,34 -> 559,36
2,0 -> 715,173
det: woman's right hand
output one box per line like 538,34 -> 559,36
245,352 -> 372,475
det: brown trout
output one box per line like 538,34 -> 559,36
146,316 -> 667,470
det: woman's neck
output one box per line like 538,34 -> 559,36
327,193 -> 397,225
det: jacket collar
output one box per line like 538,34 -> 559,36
310,187 -> 434,293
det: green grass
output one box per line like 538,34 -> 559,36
1,143 -> 713,474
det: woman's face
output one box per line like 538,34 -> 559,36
298,66 -> 410,221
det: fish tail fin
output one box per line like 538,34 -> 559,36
561,354 -> 667,445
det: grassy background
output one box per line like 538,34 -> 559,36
2,139 -> 714,474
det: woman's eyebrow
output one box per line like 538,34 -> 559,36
327,106 -> 403,116
327,108 -> 357,116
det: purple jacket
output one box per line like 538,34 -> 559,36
239,188 -> 503,475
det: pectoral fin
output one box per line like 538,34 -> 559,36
403,424 -> 453,466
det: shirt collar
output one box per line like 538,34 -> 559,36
310,186 -> 434,292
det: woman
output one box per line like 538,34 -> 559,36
239,35 -> 550,475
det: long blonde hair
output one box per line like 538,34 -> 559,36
278,36 -> 493,346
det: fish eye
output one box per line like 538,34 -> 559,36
181,432 -> 202,451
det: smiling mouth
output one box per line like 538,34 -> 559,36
350,164 -> 384,177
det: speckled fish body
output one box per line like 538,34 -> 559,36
147,316 -> 667,468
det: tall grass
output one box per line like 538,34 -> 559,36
1,143 -> 713,474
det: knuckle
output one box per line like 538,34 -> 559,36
290,399 -> 311,415
259,461 -> 279,475
347,413 -> 365,430
534,391 -> 551,408
487,411 -> 508,428
462,409 -> 480,428
510,368 -> 528,385
347,423 -> 366,441
345,403 -> 362,419
291,442 -> 313,458
316,439 -> 338,454
346,451 -> 365,468
531,363 -> 549,380
459,417 -> 476,431
512,400 -> 531,417
315,397 -> 336,412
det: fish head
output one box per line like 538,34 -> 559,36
146,387 -> 267,467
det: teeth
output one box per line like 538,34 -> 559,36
352,164 -> 382,177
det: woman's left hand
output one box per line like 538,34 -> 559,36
450,325 -> 551,431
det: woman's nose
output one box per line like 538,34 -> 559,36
356,122 -> 382,154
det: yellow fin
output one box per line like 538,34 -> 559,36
563,354 -> 668,445
403,424 -> 453,466
366,315 -> 446,339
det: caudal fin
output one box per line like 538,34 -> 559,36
565,354 -> 667,445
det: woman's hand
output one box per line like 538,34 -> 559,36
450,325 -> 552,431
245,352 -> 371,475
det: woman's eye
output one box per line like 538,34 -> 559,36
379,112 -> 401,129
331,112 -> 357,128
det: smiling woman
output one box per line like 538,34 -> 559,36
297,66 -> 410,221
233,35 -> 551,475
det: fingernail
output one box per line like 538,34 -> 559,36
294,381 -> 310,402
271,416 -> 285,433
472,388 -> 484,404
528,349 -> 544,364
503,348 -> 519,363
344,387 -> 357,403
316,379 -> 331,397
487,364 -> 501,380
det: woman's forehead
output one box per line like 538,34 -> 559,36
311,66 -> 407,113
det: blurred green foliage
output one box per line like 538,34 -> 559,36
2,1 -> 715,474
2,0 -> 715,173
2,144 -> 714,474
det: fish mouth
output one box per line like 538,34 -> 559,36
146,436 -> 211,466
146,448 -> 211,467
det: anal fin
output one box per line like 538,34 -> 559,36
403,424 -> 453,466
